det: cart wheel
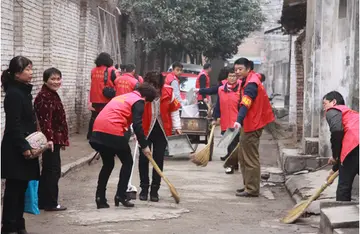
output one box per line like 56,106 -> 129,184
209,138 -> 214,161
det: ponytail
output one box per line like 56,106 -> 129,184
1,69 -> 13,92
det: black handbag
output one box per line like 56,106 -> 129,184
102,68 -> 116,99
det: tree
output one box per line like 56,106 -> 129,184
118,0 -> 264,65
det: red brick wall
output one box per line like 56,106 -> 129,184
295,31 -> 305,141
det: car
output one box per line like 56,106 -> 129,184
167,63 -> 202,75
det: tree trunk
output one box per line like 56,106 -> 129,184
189,54 -> 195,64
159,45 -> 165,72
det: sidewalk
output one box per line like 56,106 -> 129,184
266,119 -> 359,215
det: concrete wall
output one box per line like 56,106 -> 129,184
290,0 -> 359,156
1,0 -> 117,134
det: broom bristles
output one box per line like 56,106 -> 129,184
191,125 -> 215,167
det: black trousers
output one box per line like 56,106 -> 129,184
139,122 -> 167,191
94,142 -> 133,199
87,111 -> 99,140
2,179 -> 28,232
337,146 -> 359,201
38,145 -> 61,208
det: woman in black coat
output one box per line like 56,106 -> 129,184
1,56 -> 52,234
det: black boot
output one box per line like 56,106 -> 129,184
95,189 -> 109,209
150,185 -> 159,202
139,186 -> 149,201
220,154 -> 229,161
114,196 -> 134,207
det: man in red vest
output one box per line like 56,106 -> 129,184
139,71 -> 182,202
233,57 -> 275,197
323,91 -> 359,201
90,83 -> 157,209
87,52 -> 117,140
165,62 -> 184,105
196,63 -> 212,116
114,64 -> 139,96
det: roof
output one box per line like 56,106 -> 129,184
280,0 -> 307,34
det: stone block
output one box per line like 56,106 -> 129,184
303,137 -> 319,155
281,148 -> 329,174
261,167 -> 285,183
320,205 -> 359,234
333,228 -> 360,234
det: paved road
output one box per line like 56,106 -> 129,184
25,131 -> 319,234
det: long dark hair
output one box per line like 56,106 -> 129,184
144,71 -> 165,90
1,56 -> 32,92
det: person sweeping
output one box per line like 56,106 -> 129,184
212,68 -> 241,174
323,91 -> 359,201
233,57 -> 274,197
139,71 -> 182,202
89,83 -> 157,209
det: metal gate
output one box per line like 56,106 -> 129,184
97,6 -> 122,64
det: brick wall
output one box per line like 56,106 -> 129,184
295,31 -> 305,141
1,0 -> 114,134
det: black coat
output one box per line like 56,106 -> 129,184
1,80 -> 40,181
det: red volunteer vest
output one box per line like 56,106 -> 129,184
90,66 -> 116,104
328,105 -> 359,163
114,73 -> 138,96
93,91 -> 143,136
196,70 -> 210,100
241,71 -> 274,132
142,85 -> 181,137
165,72 -> 179,86
221,80 -> 227,85
218,82 -> 241,131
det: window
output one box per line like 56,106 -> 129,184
338,0 -> 347,19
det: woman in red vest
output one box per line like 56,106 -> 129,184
233,58 -> 274,197
139,71 -> 182,202
89,83 -> 157,209
212,68 -> 241,174
87,52 -> 117,139
323,91 -> 359,201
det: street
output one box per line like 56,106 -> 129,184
25,130 -> 318,234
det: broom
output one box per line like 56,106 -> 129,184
281,170 -> 339,224
191,125 -> 216,167
223,143 -> 240,168
145,153 -> 180,204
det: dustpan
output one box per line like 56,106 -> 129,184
217,128 -> 239,148
167,134 -> 195,156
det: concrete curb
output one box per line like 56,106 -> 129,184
61,152 -> 97,177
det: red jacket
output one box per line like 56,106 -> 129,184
196,70 -> 210,100
241,71 -> 274,132
165,72 -> 179,86
93,91 -> 143,136
114,73 -> 139,96
328,105 -> 359,163
142,85 -> 181,137
218,81 -> 241,131
90,66 -> 116,104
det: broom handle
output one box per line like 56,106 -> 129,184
310,170 -> 339,201
145,154 -> 172,188
208,125 -> 216,143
